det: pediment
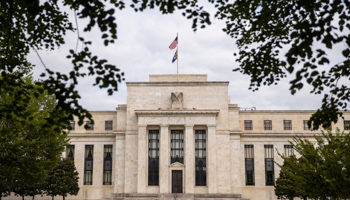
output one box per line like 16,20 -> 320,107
169,162 -> 185,168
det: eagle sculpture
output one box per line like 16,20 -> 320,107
171,92 -> 183,103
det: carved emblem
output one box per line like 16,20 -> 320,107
171,92 -> 183,103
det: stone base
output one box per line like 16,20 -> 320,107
172,102 -> 183,109
111,193 -> 245,200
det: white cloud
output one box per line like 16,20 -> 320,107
27,5 -> 336,111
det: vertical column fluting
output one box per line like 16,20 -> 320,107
207,125 -> 217,193
137,125 -> 147,193
159,124 -> 169,193
185,124 -> 194,193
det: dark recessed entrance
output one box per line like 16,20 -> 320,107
172,170 -> 183,193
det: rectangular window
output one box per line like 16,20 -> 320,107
66,145 -> 75,161
86,121 -> 94,130
84,145 -> 94,185
303,120 -> 310,130
244,145 -> 255,185
283,120 -> 292,130
265,145 -> 274,186
264,120 -> 272,130
284,145 -> 294,157
103,145 -> 112,185
148,130 -> 159,186
345,120 -> 350,130
244,120 -> 253,130
171,130 -> 184,164
105,121 -> 113,130
70,121 -> 75,130
195,130 -> 206,186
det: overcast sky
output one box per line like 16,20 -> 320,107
28,4 -> 335,111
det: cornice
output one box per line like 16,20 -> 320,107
134,109 -> 220,116
68,133 -> 116,137
126,82 -> 229,87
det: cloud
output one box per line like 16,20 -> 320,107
27,5 -> 333,111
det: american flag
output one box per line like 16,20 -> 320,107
169,36 -> 178,50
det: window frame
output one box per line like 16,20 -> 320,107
195,130 -> 207,186
244,145 -> 255,186
283,120 -> 292,130
66,145 -> 75,161
303,120 -> 310,130
264,145 -> 274,186
344,120 -> 350,130
84,145 -> 94,185
170,130 -> 184,164
284,145 -> 294,157
86,121 -> 94,130
69,121 -> 75,130
264,120 -> 272,130
103,145 -> 113,185
105,121 -> 113,130
148,130 -> 159,186
244,120 -> 253,130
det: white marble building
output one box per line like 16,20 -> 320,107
63,74 -> 350,200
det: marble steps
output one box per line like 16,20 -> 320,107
110,193 -> 246,200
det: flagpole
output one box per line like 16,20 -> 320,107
177,33 -> 179,82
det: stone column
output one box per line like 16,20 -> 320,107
114,133 -> 125,193
207,125 -> 217,193
137,125 -> 147,193
185,124 -> 194,193
159,124 -> 169,193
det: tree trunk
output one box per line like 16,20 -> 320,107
52,195 -> 54,200
63,196 -> 65,200
32,195 -> 34,200
22,195 -> 24,200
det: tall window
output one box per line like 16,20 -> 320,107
244,145 -> 255,185
195,130 -> 206,186
105,121 -> 113,130
344,120 -> 350,130
70,121 -> 75,130
264,120 -> 272,130
171,130 -> 184,164
244,120 -> 253,130
103,145 -> 112,185
283,120 -> 292,130
84,145 -> 94,185
66,145 -> 75,161
86,121 -> 94,130
265,145 -> 274,186
148,130 -> 159,186
303,120 -> 310,130
284,145 -> 293,157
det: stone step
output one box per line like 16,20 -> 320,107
110,193 -> 245,200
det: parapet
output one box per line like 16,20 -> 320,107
149,74 -> 207,82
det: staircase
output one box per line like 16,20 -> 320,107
110,193 -> 248,200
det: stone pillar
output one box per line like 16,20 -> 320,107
137,125 -> 147,193
114,133 -> 125,193
230,133 -> 242,194
207,125 -> 217,193
185,124 -> 194,193
159,124 -> 169,193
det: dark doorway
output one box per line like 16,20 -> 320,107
172,170 -> 183,193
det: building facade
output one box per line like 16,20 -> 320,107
50,75 -> 350,200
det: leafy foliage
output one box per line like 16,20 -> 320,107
45,158 -> 79,200
211,0 -> 350,129
275,156 -> 307,200
276,129 -> 350,199
0,76 -> 68,198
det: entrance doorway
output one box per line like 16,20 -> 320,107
172,170 -> 183,193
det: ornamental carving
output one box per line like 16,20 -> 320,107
171,92 -> 183,109
171,92 -> 183,103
